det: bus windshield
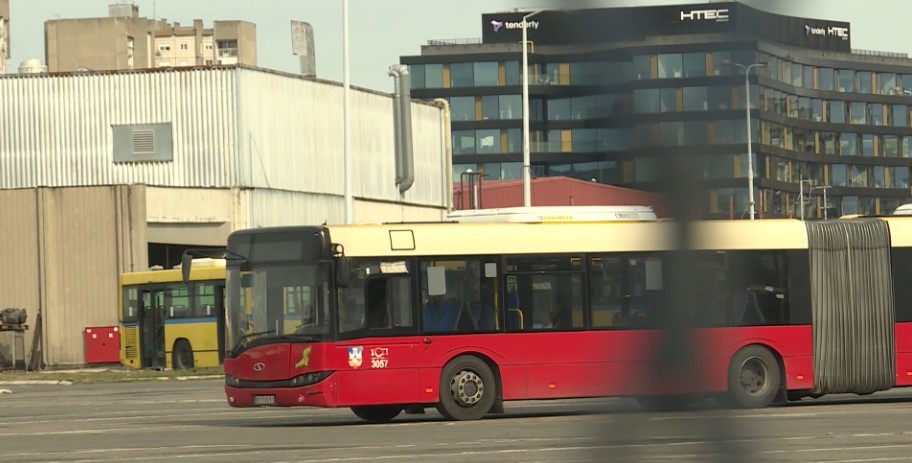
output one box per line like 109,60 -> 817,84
226,263 -> 332,352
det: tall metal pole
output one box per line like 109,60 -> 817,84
799,178 -> 804,221
731,61 -> 765,220
521,14 -> 532,208
744,68 -> 754,220
342,0 -> 354,224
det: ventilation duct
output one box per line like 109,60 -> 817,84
389,64 -> 414,193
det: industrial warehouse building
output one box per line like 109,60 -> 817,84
0,65 -> 451,367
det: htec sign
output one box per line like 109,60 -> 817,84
804,24 -> 849,41
679,8 -> 730,22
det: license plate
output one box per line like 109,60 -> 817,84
253,395 -> 276,406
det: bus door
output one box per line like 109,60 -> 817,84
139,288 -> 167,369
215,284 -> 226,364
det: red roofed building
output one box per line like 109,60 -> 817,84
453,176 -> 670,218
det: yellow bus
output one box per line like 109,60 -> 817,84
119,258 -> 226,370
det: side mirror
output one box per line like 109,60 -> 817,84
335,257 -> 352,288
181,252 -> 193,285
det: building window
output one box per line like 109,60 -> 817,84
831,164 -> 848,187
450,62 -> 473,87
893,105 -> 908,127
452,130 -> 476,155
803,66 -> 814,89
409,64 -> 426,89
828,100 -> 846,123
499,95 -> 521,119
449,96 -> 474,121
850,102 -> 866,124
504,61 -> 520,86
682,87 -> 708,111
633,55 -> 651,80
861,134 -> 875,157
633,89 -> 660,113
839,133 -> 858,156
481,95 -> 499,120
180,43 -> 188,51
856,71 -> 873,94
548,98 -> 572,120
874,166 -> 886,188
476,129 -> 500,154
473,62 -> 498,86
682,53 -> 705,78
424,64 -> 443,88
884,135 -> 900,157
657,54 -> 683,78
708,86 -> 731,110
711,51 -> 732,76
821,132 -> 837,155
818,68 -> 835,91
837,69 -> 855,92
879,73 -> 897,95
870,103 -> 884,126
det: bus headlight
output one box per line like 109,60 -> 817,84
225,374 -> 241,387
289,371 -> 332,387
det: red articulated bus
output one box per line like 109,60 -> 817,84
196,206 -> 912,422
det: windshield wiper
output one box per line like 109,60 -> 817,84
233,329 -> 276,350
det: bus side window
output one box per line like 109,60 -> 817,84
366,278 -> 390,329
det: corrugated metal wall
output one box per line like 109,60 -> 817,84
0,69 -> 239,188
235,69 -> 447,210
0,67 -> 448,213
0,186 -> 147,366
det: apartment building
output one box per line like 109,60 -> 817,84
44,4 -> 255,72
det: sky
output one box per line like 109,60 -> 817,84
5,0 -> 912,92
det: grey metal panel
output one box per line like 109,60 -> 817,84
0,69 -> 239,189
112,123 -> 174,163
234,68 -> 447,211
0,186 -> 147,366
0,189 -> 40,365
806,220 -> 895,395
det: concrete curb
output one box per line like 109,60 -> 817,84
0,375 -> 221,386
0,380 -> 73,386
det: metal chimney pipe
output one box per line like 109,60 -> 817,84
389,64 -> 415,193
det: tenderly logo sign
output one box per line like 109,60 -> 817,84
490,19 -> 539,32
804,23 -> 849,40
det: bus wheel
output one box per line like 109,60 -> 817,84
172,339 -> 194,370
436,355 -> 496,421
350,405 -> 402,423
727,346 -> 780,409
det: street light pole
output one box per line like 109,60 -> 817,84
520,9 -> 546,208
342,0 -> 353,224
728,61 -> 766,220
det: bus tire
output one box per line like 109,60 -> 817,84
436,355 -> 496,421
172,339 -> 194,370
351,405 -> 402,423
727,345 -> 780,409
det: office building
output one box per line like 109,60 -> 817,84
44,4 -> 256,72
401,2 -> 912,219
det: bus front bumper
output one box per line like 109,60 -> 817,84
224,377 -> 337,408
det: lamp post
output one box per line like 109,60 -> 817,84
517,8 -> 548,208
342,0 -> 353,224
726,60 -> 767,220
810,185 -> 832,220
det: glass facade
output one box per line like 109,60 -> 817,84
405,31 -> 912,219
